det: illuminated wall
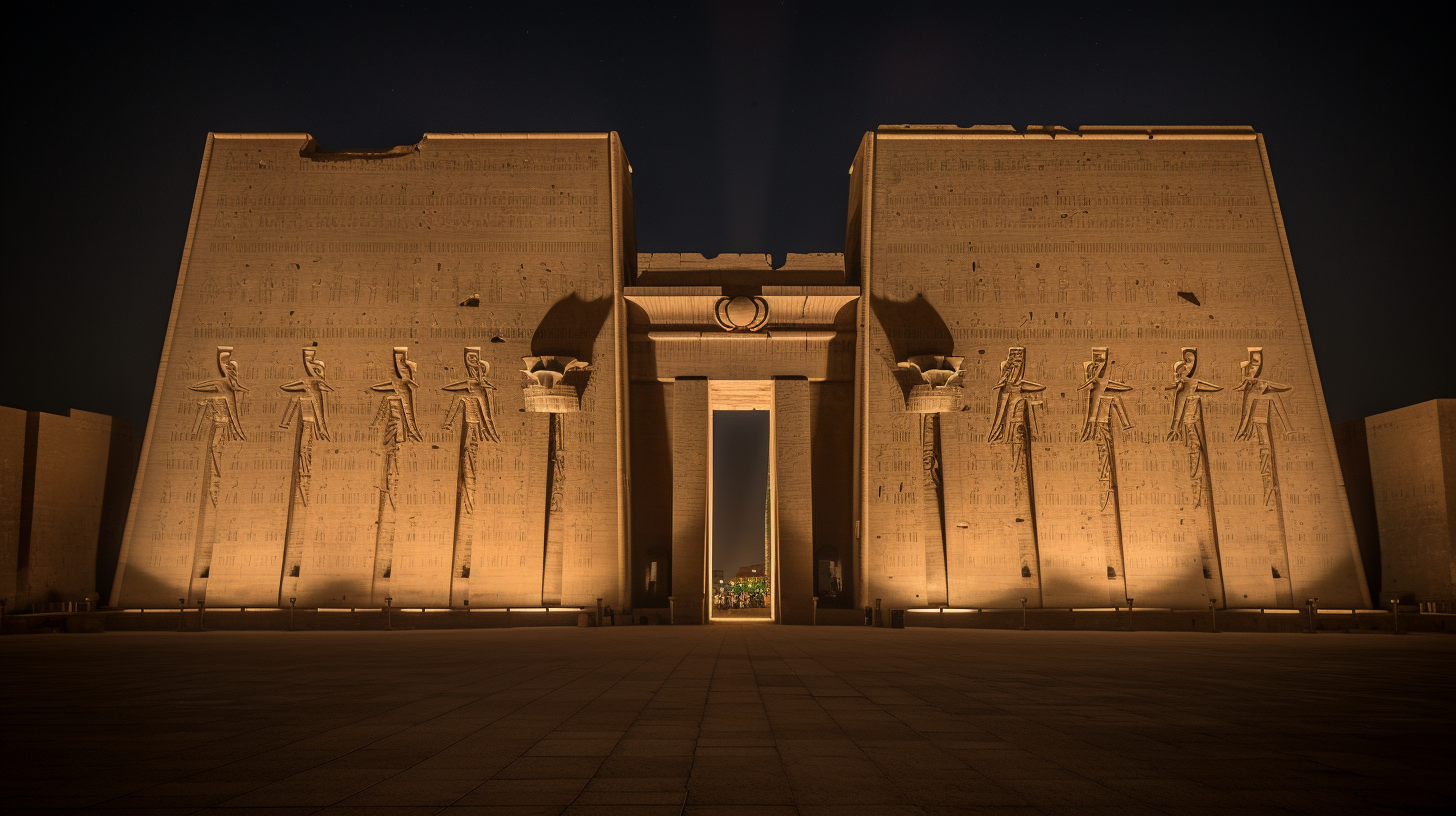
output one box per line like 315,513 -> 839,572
854,125 -> 1370,610
112,126 -> 1371,614
112,134 -> 633,609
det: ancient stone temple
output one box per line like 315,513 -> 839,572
110,126 -> 1372,619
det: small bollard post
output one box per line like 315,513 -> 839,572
596,598 -> 603,628
1209,598 -> 1219,633
1019,597 -> 1029,630
385,597 -> 393,631
1125,598 -> 1135,632
1391,598 -> 1400,634
667,596 -> 674,625
875,598 -> 883,627
178,598 -> 187,632
198,598 -> 206,632
289,597 -> 296,631
1305,598 -> 1318,634
813,597 -> 819,626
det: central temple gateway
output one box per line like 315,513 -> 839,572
110,126 -> 1372,621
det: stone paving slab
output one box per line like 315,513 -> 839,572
1,627 -> 1452,814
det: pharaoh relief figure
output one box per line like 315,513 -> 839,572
368,347 -> 423,605
1077,347 -> 1133,598
1165,347 -> 1227,604
1233,347 -> 1297,605
987,346 -> 1046,469
1165,348 -> 1222,506
184,346 -> 249,604
987,347 -> 1047,601
189,346 -> 248,446
1078,347 -> 1134,500
278,348 -> 334,506
276,348 -> 333,604
371,347 -> 424,509
1233,347 -> 1295,506
441,347 -> 502,605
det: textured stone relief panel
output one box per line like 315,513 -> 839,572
1366,400 -> 1454,604
865,133 -> 1366,609
24,411 -> 118,607
670,381 -> 708,623
115,134 -> 623,609
774,380 -> 813,624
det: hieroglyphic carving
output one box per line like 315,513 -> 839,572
522,356 -> 589,606
185,346 -> 248,604
1234,347 -> 1295,605
441,347 -> 501,605
896,355 -> 963,607
1165,347 -> 1226,604
277,348 -> 333,604
369,347 -> 423,605
1078,347 -> 1133,602
987,347 -> 1046,603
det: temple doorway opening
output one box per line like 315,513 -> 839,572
709,404 -> 772,621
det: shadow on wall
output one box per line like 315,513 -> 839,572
869,294 -> 954,401
531,294 -> 614,397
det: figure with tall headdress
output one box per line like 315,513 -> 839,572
1077,347 -> 1133,602
276,348 -> 334,604
1233,347 -> 1296,606
987,347 -> 1047,604
442,347 -> 501,605
368,347 -> 423,605
190,346 -> 248,443
1165,347 -> 1222,504
1165,347 -> 1227,605
184,346 -> 249,604
988,346 -> 1046,467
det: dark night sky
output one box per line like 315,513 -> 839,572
713,411 -> 771,578
5,3 -> 1449,445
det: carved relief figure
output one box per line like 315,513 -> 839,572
987,347 -> 1046,603
441,347 -> 501,605
522,356 -> 589,607
988,347 -> 1045,468
1077,347 -> 1132,602
1234,347 -> 1294,505
896,355 -> 964,607
1164,348 -> 1226,605
368,347 -> 423,605
184,346 -> 249,604
1233,347 -> 1296,605
1166,348 -> 1222,504
276,348 -> 333,605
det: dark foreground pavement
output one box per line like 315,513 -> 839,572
2,627 -> 1451,815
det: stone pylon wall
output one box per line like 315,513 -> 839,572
855,126 -> 1370,610
112,133 -> 632,610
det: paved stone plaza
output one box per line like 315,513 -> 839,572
2,627 -> 1451,815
